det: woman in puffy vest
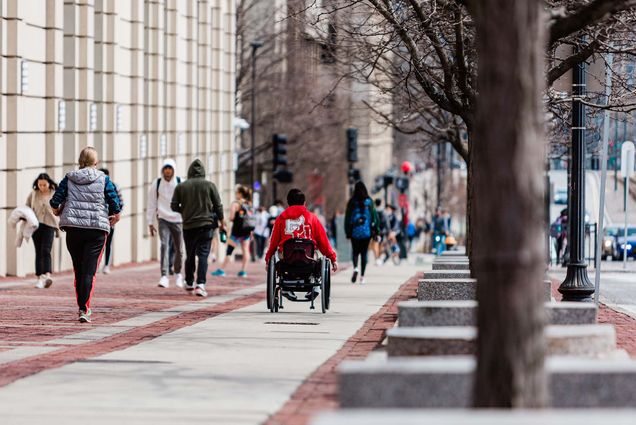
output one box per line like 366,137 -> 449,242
345,181 -> 379,285
50,147 -> 122,323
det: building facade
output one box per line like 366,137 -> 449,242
0,0 -> 237,277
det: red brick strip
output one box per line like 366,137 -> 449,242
0,291 -> 264,388
263,273 -> 421,425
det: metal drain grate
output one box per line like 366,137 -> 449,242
264,321 -> 319,326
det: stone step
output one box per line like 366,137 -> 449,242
311,410 -> 636,425
418,279 -> 551,301
432,262 -> 470,270
339,355 -> 636,408
440,251 -> 467,257
398,300 -> 597,327
423,270 -> 471,279
386,324 -> 616,358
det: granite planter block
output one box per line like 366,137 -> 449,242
418,279 -> 552,302
424,270 -> 471,279
339,356 -> 636,408
398,300 -> 597,327
386,325 -> 616,357
440,251 -> 467,257
418,279 -> 477,301
432,262 -> 471,270
312,410 -> 636,425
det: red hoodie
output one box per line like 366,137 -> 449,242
265,205 -> 337,265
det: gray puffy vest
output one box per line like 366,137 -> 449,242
59,168 -> 111,233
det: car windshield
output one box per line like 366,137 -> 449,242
616,227 -> 636,237
605,227 -> 619,237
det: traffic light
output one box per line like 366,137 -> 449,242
273,134 -> 288,167
346,128 -> 358,163
348,167 -> 361,182
273,134 -> 293,183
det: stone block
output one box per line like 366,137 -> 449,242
424,270 -> 471,279
432,262 -> 470,270
398,300 -> 597,327
418,279 -> 551,302
386,325 -> 616,357
312,410 -> 636,425
339,355 -> 636,408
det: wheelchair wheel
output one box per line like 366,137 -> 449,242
320,258 -> 328,314
325,259 -> 331,310
267,259 -> 276,312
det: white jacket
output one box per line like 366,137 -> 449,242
146,158 -> 183,225
8,206 -> 39,247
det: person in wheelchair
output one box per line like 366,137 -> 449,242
265,188 -> 338,300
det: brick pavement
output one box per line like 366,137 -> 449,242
0,260 -> 268,386
263,273 -> 421,425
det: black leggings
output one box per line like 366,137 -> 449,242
104,227 -> 115,266
351,238 -> 371,276
65,228 -> 107,312
32,224 -> 55,276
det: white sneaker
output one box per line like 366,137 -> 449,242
175,273 -> 184,288
375,259 -> 383,266
194,284 -> 207,297
158,275 -> 169,288
102,265 -> 111,275
35,277 -> 45,289
360,276 -> 366,285
44,273 -> 53,288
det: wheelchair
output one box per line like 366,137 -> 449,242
267,238 -> 331,313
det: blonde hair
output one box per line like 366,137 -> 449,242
78,147 -> 98,169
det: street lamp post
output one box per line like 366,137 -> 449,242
559,57 -> 594,302
250,41 -> 263,196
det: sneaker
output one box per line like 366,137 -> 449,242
211,269 -> 226,277
35,277 -> 45,289
238,270 -> 248,278
78,309 -> 92,323
305,287 -> 321,300
184,283 -> 196,294
351,268 -> 359,284
375,258 -> 383,266
194,284 -> 207,297
44,273 -> 53,288
175,273 -> 184,288
158,275 -> 169,288
102,265 -> 111,275
360,276 -> 366,285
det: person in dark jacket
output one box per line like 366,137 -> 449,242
171,159 -> 224,297
98,168 -> 123,275
345,181 -> 379,285
50,147 -> 122,323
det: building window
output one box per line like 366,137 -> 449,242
140,134 -> 148,158
58,101 -> 67,131
89,103 -> 98,131
20,61 -> 29,93
160,133 -> 167,157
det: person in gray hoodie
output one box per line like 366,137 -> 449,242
171,159 -> 224,297
50,147 -> 122,323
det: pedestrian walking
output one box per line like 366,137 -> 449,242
432,208 -> 449,255
372,198 -> 385,265
99,168 -> 124,274
170,159 -> 224,297
147,159 -> 184,288
253,205 -> 270,260
345,181 -> 380,284
212,185 -> 254,278
50,147 -> 122,323
27,173 -> 59,288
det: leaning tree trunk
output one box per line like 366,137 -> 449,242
469,0 -> 548,407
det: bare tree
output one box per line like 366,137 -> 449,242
468,0 -> 548,407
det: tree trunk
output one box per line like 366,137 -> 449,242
465,127 -> 474,261
469,0 -> 548,407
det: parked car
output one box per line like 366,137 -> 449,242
613,226 -> 636,261
553,189 -> 568,205
602,226 -> 620,260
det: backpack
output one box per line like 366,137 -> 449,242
240,203 -> 257,233
351,200 -> 372,240
549,221 -> 562,238
156,176 -> 181,198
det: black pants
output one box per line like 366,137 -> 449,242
65,228 -> 107,312
183,226 -> 214,286
32,224 -> 55,276
254,234 -> 267,259
104,227 -> 115,266
351,237 -> 371,276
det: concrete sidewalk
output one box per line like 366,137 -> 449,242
0,259 -> 422,424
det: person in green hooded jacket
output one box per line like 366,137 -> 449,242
171,159 -> 224,297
